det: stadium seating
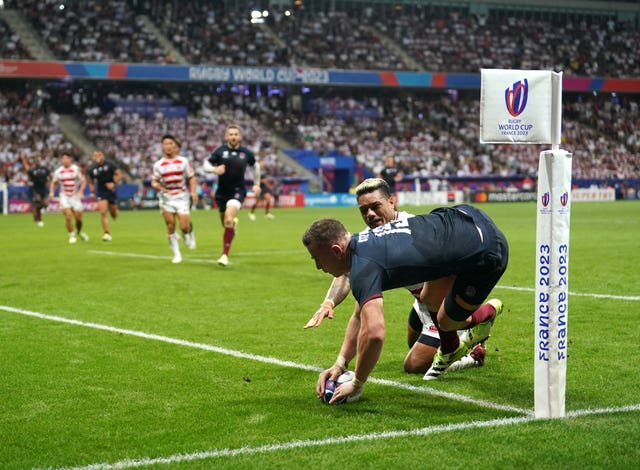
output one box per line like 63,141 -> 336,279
0,1 -> 638,194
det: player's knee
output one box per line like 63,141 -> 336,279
403,355 -> 419,373
403,355 -> 426,374
404,348 -> 435,374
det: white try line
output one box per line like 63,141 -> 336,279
498,285 -> 640,301
0,305 -> 528,416
53,405 -> 640,470
6,304 -> 640,470
88,250 -> 640,302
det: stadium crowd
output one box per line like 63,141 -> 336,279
294,91 -> 639,181
2,83 -> 637,191
5,1 -> 639,78
0,16 -> 30,60
0,0 -> 638,191
20,0 -> 173,63
0,88 -> 80,185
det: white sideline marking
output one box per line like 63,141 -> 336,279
4,305 -> 639,470
54,405 -> 640,470
0,305 -> 528,416
88,250 -> 640,302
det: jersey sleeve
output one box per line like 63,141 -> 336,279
349,258 -> 385,307
245,147 -> 256,165
208,147 -> 222,165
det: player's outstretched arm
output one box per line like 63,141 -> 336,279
304,274 -> 351,329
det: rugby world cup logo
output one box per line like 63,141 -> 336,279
541,191 -> 550,208
560,191 -> 569,207
505,78 -> 529,117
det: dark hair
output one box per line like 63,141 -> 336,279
302,218 -> 347,247
162,134 -> 181,148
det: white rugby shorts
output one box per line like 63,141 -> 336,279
59,193 -> 83,212
159,192 -> 190,215
413,299 -> 440,340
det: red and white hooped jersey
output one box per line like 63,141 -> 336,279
53,164 -> 83,197
152,156 -> 194,196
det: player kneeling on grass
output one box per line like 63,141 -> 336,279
303,203 -> 508,404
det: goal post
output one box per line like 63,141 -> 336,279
481,69 -> 570,418
534,149 -> 572,418
0,182 -> 7,215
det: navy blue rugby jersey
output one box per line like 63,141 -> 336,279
348,205 -> 491,306
208,145 -> 256,193
88,160 -> 118,189
28,166 -> 51,191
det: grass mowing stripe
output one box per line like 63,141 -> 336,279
57,416 -> 534,470
88,249 -> 306,259
53,405 -> 640,470
87,251 -> 640,301
88,250 -> 217,264
0,304 -> 528,415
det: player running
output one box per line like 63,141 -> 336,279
88,150 -> 121,241
20,152 -> 51,227
50,152 -> 89,244
204,124 -> 261,266
151,134 -> 197,264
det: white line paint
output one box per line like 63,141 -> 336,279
497,285 -> 640,301
4,305 -> 639,470
0,305 -> 527,416
57,405 -> 640,470
88,250 -> 216,264
88,249 -> 305,262
61,416 -> 534,470
88,250 -> 640,301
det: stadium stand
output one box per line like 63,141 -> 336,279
0,0 -> 638,199
0,88 -> 81,186
20,0 -> 175,63
0,15 -> 31,60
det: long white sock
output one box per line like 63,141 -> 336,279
448,355 -> 478,372
168,233 -> 180,256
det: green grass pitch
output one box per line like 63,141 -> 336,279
1,201 -> 639,468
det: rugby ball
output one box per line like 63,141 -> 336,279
322,370 -> 362,404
